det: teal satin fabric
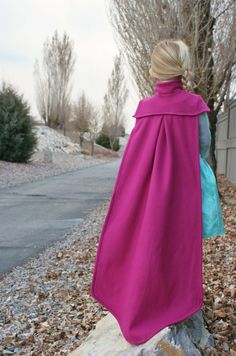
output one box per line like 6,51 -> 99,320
200,156 -> 225,238
199,112 -> 225,238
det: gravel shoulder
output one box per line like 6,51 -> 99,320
0,200 -> 109,355
0,151 -> 115,190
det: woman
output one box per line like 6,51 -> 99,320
89,39 -> 225,345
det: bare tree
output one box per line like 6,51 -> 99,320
33,29 -> 76,135
106,0 -> 236,178
72,91 -> 90,147
72,92 -> 102,155
101,51 -> 129,150
33,58 -> 52,126
88,104 -> 102,156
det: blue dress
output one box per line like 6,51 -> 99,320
199,112 -> 225,238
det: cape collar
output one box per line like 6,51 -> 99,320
154,79 -> 184,95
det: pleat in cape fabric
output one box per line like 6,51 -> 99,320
89,79 -> 211,345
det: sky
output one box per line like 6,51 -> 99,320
0,0 -> 139,133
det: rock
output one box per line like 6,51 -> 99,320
33,125 -> 81,154
43,149 -> 53,163
68,310 -> 216,355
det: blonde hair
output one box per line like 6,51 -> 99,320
149,39 -> 193,92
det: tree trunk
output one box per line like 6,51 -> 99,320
197,1 -> 222,198
91,141 -> 94,156
79,133 -> 84,148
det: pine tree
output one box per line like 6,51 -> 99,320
0,81 -> 38,163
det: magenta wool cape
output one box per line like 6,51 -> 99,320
90,79 -> 211,345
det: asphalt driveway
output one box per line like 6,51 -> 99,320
0,158 -> 121,275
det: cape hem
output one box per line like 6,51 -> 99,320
90,289 -> 204,346
203,231 -> 225,239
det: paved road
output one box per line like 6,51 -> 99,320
0,159 -> 121,275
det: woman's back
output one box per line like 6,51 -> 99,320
90,39 -> 225,346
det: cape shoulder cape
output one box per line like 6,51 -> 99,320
90,88 -> 210,345
133,90 -> 210,118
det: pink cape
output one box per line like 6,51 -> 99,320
89,79 -> 211,345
